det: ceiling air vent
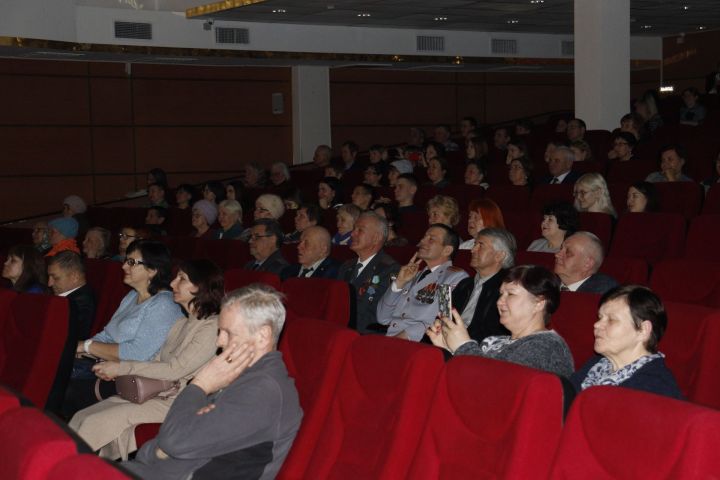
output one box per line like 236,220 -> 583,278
114,21 -> 152,40
417,35 -> 445,52
216,27 -> 250,44
561,40 -> 574,56
491,38 -> 517,55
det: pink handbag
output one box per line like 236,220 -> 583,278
114,376 -> 180,404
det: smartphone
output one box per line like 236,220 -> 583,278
437,284 -> 452,318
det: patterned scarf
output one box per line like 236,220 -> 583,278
581,353 -> 664,390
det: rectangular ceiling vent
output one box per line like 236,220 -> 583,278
417,35 -> 445,52
114,21 -> 152,40
561,40 -> 574,56
216,27 -> 250,44
491,38 -> 518,55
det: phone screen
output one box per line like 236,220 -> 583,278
437,284 -> 452,318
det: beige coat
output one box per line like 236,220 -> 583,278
69,314 -> 218,460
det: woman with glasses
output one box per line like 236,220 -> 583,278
62,240 -> 182,418
573,173 -> 616,217
111,227 -> 150,262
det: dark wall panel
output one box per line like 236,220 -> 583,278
92,127 -> 134,174
1,127 -> 92,175
90,78 -> 133,125
0,176 -> 93,222
0,76 -> 90,125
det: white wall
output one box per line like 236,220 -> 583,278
0,0 -> 77,41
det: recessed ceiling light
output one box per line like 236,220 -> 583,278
357,12 -> 371,17
641,25 -> 652,29
507,19 -> 519,24
434,16 -> 448,21
272,9 -> 286,13
683,5 -> 690,10
698,26 -> 707,30
530,0 -> 544,4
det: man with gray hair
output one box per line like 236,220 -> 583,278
447,228 -> 517,342
125,284 -> 302,480
543,146 -> 582,185
554,231 -> 618,294
337,211 -> 399,334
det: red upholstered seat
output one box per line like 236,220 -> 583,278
157,236 -> 200,261
48,454 -> 131,479
302,336 -> 444,480
549,386 -> 720,479
224,268 -> 281,292
407,356 -> 564,480
85,259 -> 130,335
134,423 -> 161,451
597,256 -> 648,285
0,407 -> 78,480
193,239 -> 251,270
609,212 -> 686,265
550,291 -> 600,368
330,245 -> 357,263
515,251 -> 555,271
396,211 -> 429,245
529,184 -> 574,213
485,185 -> 531,213
606,158 -> 657,184
0,385 -> 21,415
608,181 -> 632,215
504,211 -> 535,251
684,214 -> 720,261
441,184 -> 485,211
654,181 -> 704,218
0,294 -> 69,407
578,212 -> 613,252
277,318 -> 357,479
281,277 -> 351,327
650,259 -> 720,307
384,245 -> 416,265
702,184 -> 720,214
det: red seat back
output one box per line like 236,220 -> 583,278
685,214 -> 720,261
609,212 -> 686,265
606,158 -> 657,183
281,278 -> 351,327
654,181 -> 704,218
529,184 -> 574,213
504,211 -> 535,251
550,291 -> 600,368
48,454 -> 131,480
407,356 -> 564,480
515,251 -> 555,271
597,256 -> 648,285
650,259 -> 720,307
224,268 -> 281,292
485,185 -> 531,213
85,260 -> 130,335
702,184 -> 720,214
578,212 -> 613,252
0,385 -> 21,415
193,239 -> 251,269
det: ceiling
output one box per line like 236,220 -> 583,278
184,0 -> 720,37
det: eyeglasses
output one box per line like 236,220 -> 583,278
249,234 -> 273,241
118,233 -> 137,240
574,190 -> 592,198
123,258 -> 146,267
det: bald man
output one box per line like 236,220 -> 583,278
281,226 -> 340,280
554,231 -> 618,294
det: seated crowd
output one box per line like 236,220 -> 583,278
1,89 -> 716,477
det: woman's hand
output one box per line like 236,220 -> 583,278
426,318 -> 448,350
191,342 -> 255,395
93,361 -> 121,381
440,309 -> 472,353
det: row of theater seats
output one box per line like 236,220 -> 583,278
134,314 -> 720,479
0,386 -> 130,479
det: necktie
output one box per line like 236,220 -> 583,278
350,262 -> 362,281
550,177 -> 559,184
560,284 -> 570,291
252,263 -> 261,271
416,269 -> 431,284
300,267 -> 314,278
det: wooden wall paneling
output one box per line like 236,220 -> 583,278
663,30 -> 720,83
130,64 -> 291,81
0,58 -> 88,76
456,84 -> 487,125
0,176 -> 94,222
484,85 -> 573,124
0,75 -> 90,125
331,69 -> 451,84
1,127 -> 93,175
90,77 -> 133,125
93,175 -> 138,204
92,127 -> 134,173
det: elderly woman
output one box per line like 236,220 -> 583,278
202,181 -> 226,205
426,195 -> 460,230
318,177 -> 343,210
32,221 -> 51,254
574,173 -> 616,217
63,194 -> 89,234
627,181 -> 660,213
508,157 -> 533,186
570,140 -> 594,162
428,265 -> 574,377
608,132 -> 637,162
213,199 -> 244,240
269,162 -> 291,187
333,203 -> 362,245
464,160 -> 489,189
426,157 -> 450,189
254,193 -> 285,221
46,217 -> 81,257
459,199 -> 505,250
69,259 -> 223,460
243,162 -> 266,189
112,226 -> 150,262
570,285 -> 682,399
82,227 -> 112,259
191,200 -> 218,239
63,240 -> 182,417
174,184 -> 196,210
528,202 -> 579,253
2,245 -> 48,293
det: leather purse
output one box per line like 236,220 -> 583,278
114,376 -> 180,404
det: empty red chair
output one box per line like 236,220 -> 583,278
396,211 -> 428,245
281,277 -> 351,327
504,210 -> 535,250
442,184 -> 485,210
134,423 -> 161,451
158,236 -> 200,261
550,291 -> 600,368
549,386 -> 720,479
606,158 -> 657,183
515,251 -> 555,270
529,184 -> 574,213
48,454 -> 131,480
684,214 -> 720,261
193,239 -> 251,269
301,336 -> 444,480
384,245 -> 415,265
407,356 -> 564,480
650,259 -> 720,307
224,268 -> 281,292
609,212 -> 686,265
485,185 -> 531,213
598,256 -> 648,285
277,318 -> 357,479
608,181 -> 632,215
85,259 -> 130,335
0,407 -> 78,479
654,181 -> 704,218
578,212 -> 613,252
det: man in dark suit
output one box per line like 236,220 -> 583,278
337,212 -> 399,334
555,231 -> 618,294
281,226 -> 340,280
451,228 -> 516,342
542,146 -> 582,185
45,251 -> 96,415
244,219 -> 288,276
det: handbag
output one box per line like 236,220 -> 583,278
114,376 -> 180,404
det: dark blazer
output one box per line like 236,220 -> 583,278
244,249 -> 289,277
45,283 -> 96,414
281,257 -> 341,281
541,170 -> 582,185
577,273 -> 618,295
452,269 -> 510,342
337,251 -> 399,334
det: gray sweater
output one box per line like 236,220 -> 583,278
454,330 -> 574,378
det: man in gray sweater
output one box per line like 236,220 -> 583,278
124,285 -> 303,480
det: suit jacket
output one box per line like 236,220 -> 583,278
541,170 -> 582,185
452,269 -> 510,342
244,249 -> 289,277
45,284 -> 96,414
377,261 -> 468,341
576,272 -> 619,295
281,257 -> 341,281
337,251 -> 399,334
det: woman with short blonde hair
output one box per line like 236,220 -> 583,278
426,195 -> 460,227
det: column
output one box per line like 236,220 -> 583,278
574,0 -> 630,131
291,66 -> 331,165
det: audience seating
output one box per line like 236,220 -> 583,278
702,184 -> 720,214
277,318 -> 358,479
684,214 -> 720,261
598,256 -> 648,285
654,181 -> 704,218
606,158 -> 657,184
396,211 -> 428,245
608,181 -> 631,214
551,291 -> 599,368
301,335 -> 444,480
0,385 -> 21,415
84,259 -> 130,335
515,251 -> 555,271
549,386 -> 720,479
47,454 -> 131,480
578,212 -> 613,251
485,185 -> 531,212
193,238 -> 251,270
650,259 -> 720,307
504,211 -> 535,251
281,278 -> 351,327
529,184 -> 574,213
406,355 -> 564,480
609,212 -> 685,265
224,268 -> 281,292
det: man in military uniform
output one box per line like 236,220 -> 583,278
377,224 -> 468,341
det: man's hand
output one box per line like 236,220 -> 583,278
395,253 -> 423,289
93,361 -> 121,381
191,342 -> 255,396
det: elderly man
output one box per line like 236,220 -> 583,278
45,251 -> 96,414
554,231 -> 618,294
377,224 -> 467,341
82,227 -> 111,259
284,203 -> 320,244
543,146 -> 581,185
46,217 -> 81,257
124,285 -> 302,480
213,199 -> 244,240
337,212 -> 399,334
566,118 -> 587,142
313,144 -> 332,168
244,219 -> 288,275
282,225 -> 339,280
